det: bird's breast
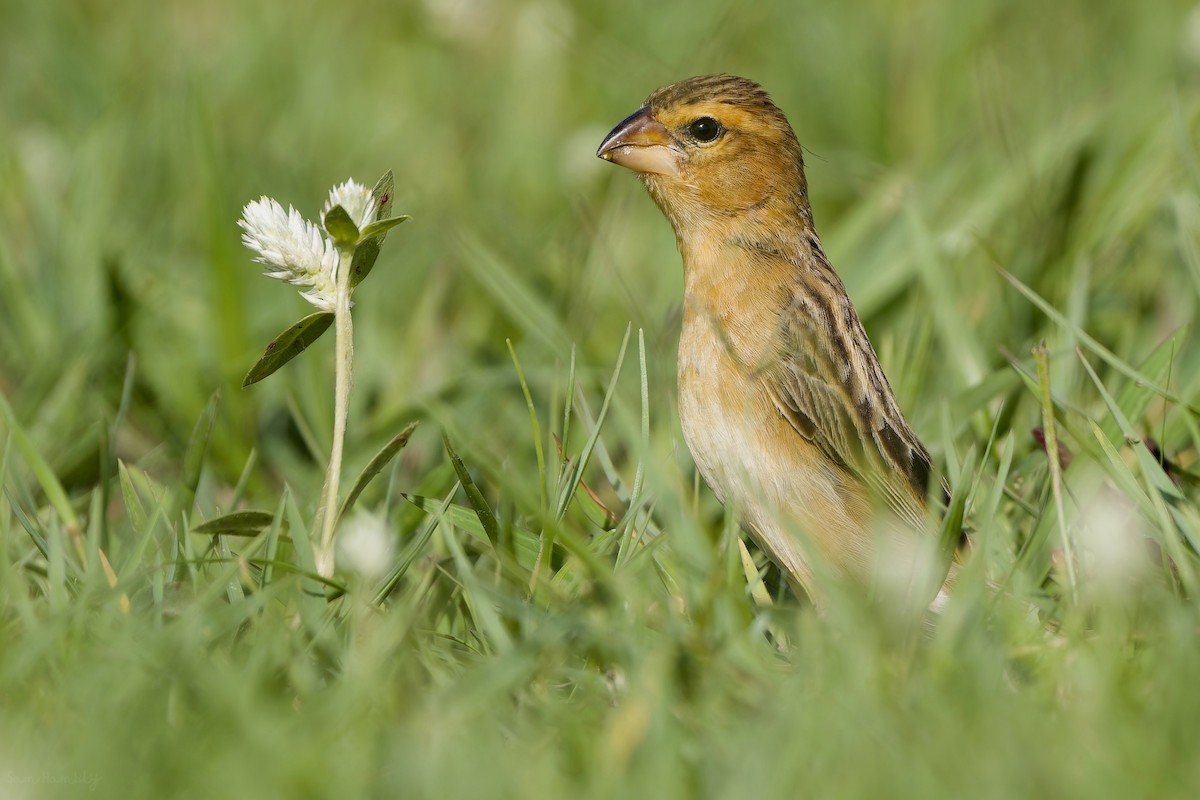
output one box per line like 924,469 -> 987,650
676,302 -> 810,504
676,296 -> 873,581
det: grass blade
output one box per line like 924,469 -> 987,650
0,390 -> 80,532
554,324 -> 631,520
1033,342 -> 1077,598
1001,268 -> 1198,413
444,433 -> 500,547
508,340 -> 547,512
336,422 -> 419,526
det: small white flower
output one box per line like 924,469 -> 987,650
238,197 -> 340,311
1076,481 -> 1150,595
239,178 -> 379,311
336,514 -> 396,579
322,179 -> 377,231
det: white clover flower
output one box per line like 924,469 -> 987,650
336,513 -> 396,579
323,179 -> 377,231
238,197 -> 340,311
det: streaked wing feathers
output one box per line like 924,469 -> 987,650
761,267 -> 934,528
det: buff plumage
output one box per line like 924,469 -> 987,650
599,75 -> 937,597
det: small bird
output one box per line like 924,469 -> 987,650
597,75 -> 939,599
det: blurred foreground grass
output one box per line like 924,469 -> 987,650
3,0 -> 1200,797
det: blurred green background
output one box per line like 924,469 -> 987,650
3,0 -> 1200,797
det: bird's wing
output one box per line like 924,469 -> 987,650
758,266 -> 934,529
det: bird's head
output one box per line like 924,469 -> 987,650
597,75 -> 809,236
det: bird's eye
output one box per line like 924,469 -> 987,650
686,117 -> 722,142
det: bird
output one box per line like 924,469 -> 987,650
596,74 -> 941,602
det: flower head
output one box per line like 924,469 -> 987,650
336,513 -> 396,579
238,197 -> 340,311
323,179 -> 377,231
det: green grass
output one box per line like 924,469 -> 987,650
3,0 -> 1200,796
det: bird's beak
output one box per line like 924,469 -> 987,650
596,107 -> 683,178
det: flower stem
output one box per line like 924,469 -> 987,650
316,246 -> 355,577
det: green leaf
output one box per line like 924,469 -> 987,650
348,170 -> 397,289
323,204 -> 359,246
192,510 -> 277,536
242,311 -> 334,387
371,170 -> 395,221
359,214 -> 410,242
444,433 -> 501,547
336,421 -> 419,525
348,237 -> 382,291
